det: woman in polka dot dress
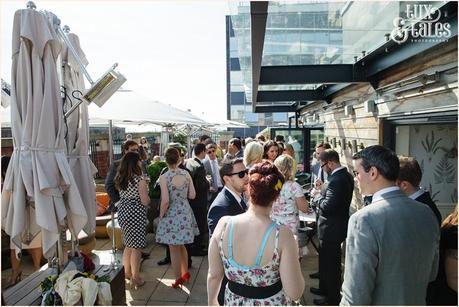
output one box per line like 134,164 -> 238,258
115,151 -> 151,289
156,148 -> 199,288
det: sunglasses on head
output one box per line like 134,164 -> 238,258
228,169 -> 249,178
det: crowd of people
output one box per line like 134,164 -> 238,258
103,133 -> 457,306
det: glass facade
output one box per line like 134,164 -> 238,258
228,1 -> 447,106
226,15 -> 289,138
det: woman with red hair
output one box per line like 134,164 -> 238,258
207,161 -> 305,305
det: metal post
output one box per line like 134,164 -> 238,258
108,120 -> 114,165
105,119 -> 119,271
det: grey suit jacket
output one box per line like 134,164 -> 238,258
340,189 -> 440,306
203,159 -> 219,191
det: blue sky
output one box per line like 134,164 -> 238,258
1,0 -> 230,122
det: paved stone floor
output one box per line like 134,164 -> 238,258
2,233 -> 321,305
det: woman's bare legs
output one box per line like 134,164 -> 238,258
28,247 -> 42,271
130,248 -> 142,283
169,245 -> 182,280
9,249 -> 21,283
123,247 -> 132,279
180,245 -> 188,276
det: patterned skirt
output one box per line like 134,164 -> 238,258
118,200 -> 147,249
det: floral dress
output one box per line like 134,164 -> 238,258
156,168 -> 199,245
271,180 -> 304,235
219,218 -> 291,306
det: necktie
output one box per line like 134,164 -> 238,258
212,160 -> 220,187
240,197 -> 247,211
320,169 -> 324,182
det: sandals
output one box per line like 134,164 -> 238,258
131,278 -> 145,290
6,272 -> 22,289
171,272 -> 191,289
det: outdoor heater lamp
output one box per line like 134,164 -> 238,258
51,14 -> 126,118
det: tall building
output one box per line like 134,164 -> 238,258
226,15 -> 288,138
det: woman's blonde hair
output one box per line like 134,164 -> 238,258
441,205 -> 458,229
274,154 -> 294,181
243,141 -> 263,167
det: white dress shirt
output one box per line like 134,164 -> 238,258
371,186 -> 400,203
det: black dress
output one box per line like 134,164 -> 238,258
426,225 -> 458,305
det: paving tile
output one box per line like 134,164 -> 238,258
148,299 -> 186,306
151,280 -> 190,303
125,280 -> 157,302
187,283 -> 208,304
139,267 -> 167,282
127,299 -> 147,306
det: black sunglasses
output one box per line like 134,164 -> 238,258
207,150 -> 215,154
320,162 -> 327,168
228,169 -> 249,178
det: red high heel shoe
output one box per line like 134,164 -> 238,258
171,277 -> 184,289
182,272 -> 190,283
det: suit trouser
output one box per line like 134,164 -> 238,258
191,204 -> 208,249
319,239 -> 342,305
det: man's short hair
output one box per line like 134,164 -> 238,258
257,135 -> 266,142
319,149 -> 340,164
200,134 -> 211,142
194,143 -> 206,156
275,135 -> 285,143
220,158 -> 244,183
352,145 -> 399,181
398,156 -> 422,187
317,142 -> 332,150
123,140 -> 138,152
229,138 -> 242,150
206,143 -> 217,150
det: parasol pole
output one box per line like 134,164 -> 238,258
105,119 -> 120,271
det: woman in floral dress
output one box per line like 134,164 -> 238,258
207,161 -> 305,305
156,148 -> 199,288
272,154 -> 309,256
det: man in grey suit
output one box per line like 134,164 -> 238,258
341,145 -> 439,305
223,138 -> 243,162
203,143 -> 223,205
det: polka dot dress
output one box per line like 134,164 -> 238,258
118,175 -> 147,249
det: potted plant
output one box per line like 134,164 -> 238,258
146,160 -> 167,233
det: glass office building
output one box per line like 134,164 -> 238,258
226,15 -> 288,138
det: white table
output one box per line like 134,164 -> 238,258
299,211 -> 316,223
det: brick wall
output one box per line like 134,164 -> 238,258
1,146 -> 13,157
93,150 -> 109,178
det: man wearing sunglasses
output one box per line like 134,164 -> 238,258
207,158 -> 249,305
203,143 -> 223,205
310,149 -> 354,306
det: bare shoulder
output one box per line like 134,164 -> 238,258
213,216 -> 231,237
278,225 -> 295,244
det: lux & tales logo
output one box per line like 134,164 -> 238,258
391,3 -> 451,44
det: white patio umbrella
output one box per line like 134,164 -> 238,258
62,31 -> 97,236
1,8 -> 87,259
88,90 -> 209,127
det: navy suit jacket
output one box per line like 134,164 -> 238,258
207,188 -> 246,238
415,191 -> 442,226
207,188 -> 246,305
